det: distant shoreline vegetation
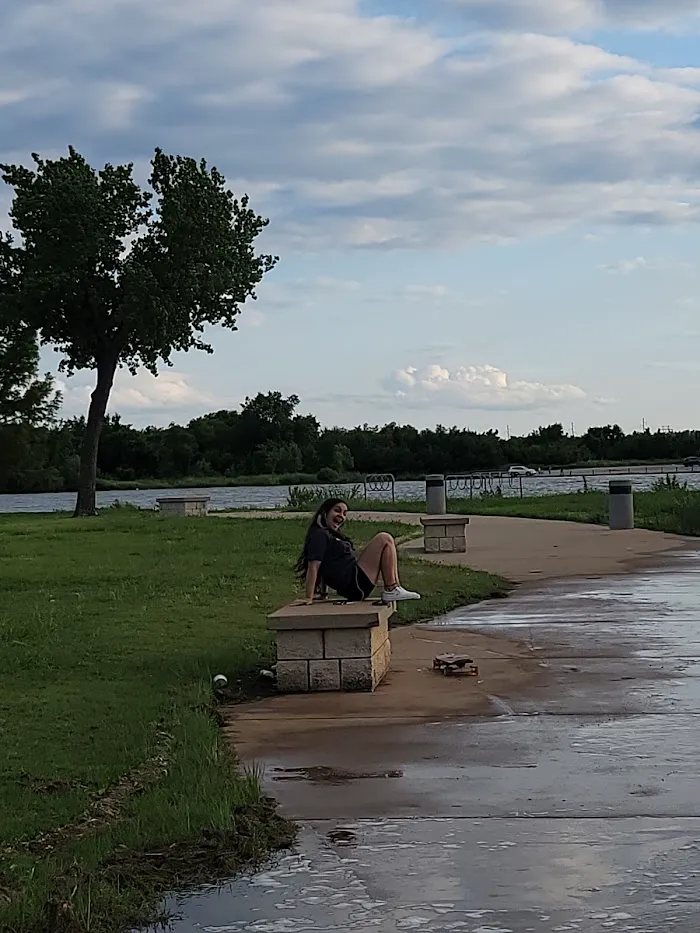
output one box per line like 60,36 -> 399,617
2,391 -> 699,495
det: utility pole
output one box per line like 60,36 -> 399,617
570,422 -> 575,437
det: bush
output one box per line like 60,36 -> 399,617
677,500 -> 700,536
286,483 -> 363,510
651,474 -> 687,492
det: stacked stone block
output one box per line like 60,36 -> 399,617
268,601 -> 394,693
420,515 -> 469,553
156,496 -> 210,516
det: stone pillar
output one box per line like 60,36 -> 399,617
425,474 -> 447,515
268,601 -> 394,693
608,479 -> 634,530
420,515 -> 469,553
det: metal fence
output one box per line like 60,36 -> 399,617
363,473 -> 396,502
446,473 -> 525,499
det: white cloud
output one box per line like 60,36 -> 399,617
600,256 -> 648,274
96,82 -> 151,130
313,276 -> 361,291
404,284 -> 450,300
56,370 -> 212,416
387,363 -> 586,410
645,360 -> 700,372
2,3 -> 700,250
448,0 -> 700,32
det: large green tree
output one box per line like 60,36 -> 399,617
1,148 -> 277,515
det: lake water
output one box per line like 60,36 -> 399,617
2,469 -> 700,513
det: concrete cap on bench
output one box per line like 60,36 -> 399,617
156,496 -> 211,503
420,515 -> 469,526
268,600 -> 394,631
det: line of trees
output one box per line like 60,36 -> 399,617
2,391 -> 699,494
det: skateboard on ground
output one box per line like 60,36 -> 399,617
432,653 -> 479,677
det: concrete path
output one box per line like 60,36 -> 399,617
215,509 -> 689,583
160,549 -> 700,932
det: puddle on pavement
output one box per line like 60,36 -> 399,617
141,549 -> 700,932
271,766 -> 403,784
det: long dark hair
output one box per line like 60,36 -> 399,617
294,497 -> 351,583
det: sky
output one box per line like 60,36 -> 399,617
2,0 -> 700,436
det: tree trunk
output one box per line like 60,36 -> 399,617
73,358 -> 118,517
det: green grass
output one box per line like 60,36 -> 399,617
356,488 -> 700,536
0,510 -> 507,933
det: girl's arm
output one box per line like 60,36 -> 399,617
304,561 -> 321,602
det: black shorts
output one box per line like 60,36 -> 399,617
341,566 -> 375,602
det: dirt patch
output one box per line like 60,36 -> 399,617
14,774 -> 95,796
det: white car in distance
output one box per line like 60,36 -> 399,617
508,465 -> 537,476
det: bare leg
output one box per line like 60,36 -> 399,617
357,532 -> 399,588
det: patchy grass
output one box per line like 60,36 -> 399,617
0,511 -> 506,933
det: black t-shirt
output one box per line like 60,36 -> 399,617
305,525 -> 357,595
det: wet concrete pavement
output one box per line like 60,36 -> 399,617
158,550 -> 700,932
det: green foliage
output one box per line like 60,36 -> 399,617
318,466 -> 341,482
331,443 -> 354,472
0,311 -> 62,491
651,473 -> 687,492
479,486 -> 503,500
0,326 -> 60,427
285,483 -> 363,509
0,228 -> 61,429
677,500 -> 700,536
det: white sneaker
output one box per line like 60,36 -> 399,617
381,585 -> 421,602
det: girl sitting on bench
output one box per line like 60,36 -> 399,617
295,497 -> 421,604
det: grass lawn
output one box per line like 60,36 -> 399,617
0,509 -> 507,933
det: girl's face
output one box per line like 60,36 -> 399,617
325,501 -> 348,531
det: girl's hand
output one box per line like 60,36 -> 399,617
292,598 -> 314,606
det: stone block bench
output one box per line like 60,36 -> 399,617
267,601 -> 394,693
420,515 -> 469,553
156,496 -> 210,517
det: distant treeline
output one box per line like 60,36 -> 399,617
2,391 -> 699,494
